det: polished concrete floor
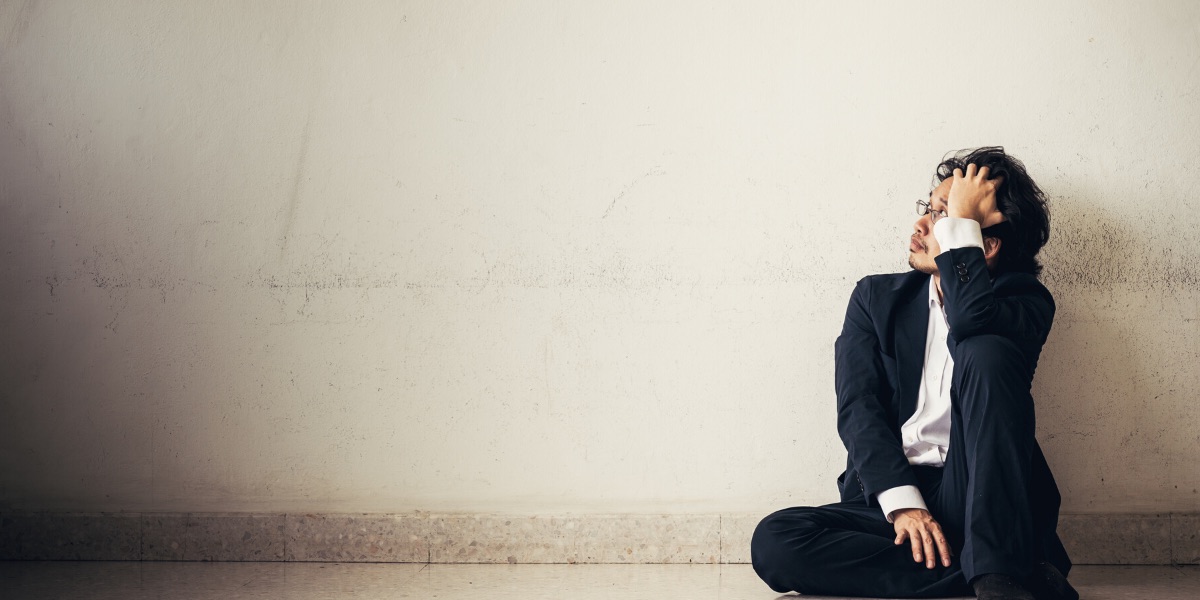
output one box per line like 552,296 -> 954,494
1,562 -> 1197,599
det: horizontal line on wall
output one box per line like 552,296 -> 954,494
0,512 -> 1195,565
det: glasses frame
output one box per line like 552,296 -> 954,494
916,199 -> 948,224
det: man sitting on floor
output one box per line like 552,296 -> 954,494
751,147 -> 1078,600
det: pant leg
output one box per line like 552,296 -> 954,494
931,333 -> 1037,585
750,499 -> 974,598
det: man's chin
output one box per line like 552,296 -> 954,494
907,255 -> 937,275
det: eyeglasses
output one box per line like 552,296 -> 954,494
916,199 -> 947,223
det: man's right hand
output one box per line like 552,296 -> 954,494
892,508 -> 953,569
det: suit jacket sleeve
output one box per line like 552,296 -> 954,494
934,246 -> 1055,344
834,277 -> 919,503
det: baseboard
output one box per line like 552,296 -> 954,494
1,512 -> 1196,565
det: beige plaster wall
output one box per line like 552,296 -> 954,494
0,0 -> 1197,515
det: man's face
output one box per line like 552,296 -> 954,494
907,178 -> 953,274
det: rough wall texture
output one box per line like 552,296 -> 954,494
0,1 -> 1197,515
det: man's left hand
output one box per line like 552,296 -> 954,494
946,163 -> 1006,228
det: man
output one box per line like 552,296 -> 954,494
750,147 -> 1077,600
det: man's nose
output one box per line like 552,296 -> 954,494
914,215 -> 931,235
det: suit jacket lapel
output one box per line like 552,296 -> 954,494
895,277 -> 930,424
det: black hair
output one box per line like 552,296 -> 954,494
933,146 -> 1050,277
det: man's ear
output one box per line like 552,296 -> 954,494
983,236 -> 1002,264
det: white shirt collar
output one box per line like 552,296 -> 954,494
928,276 -> 942,310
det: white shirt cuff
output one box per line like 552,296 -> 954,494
933,217 -> 984,253
875,485 -> 928,523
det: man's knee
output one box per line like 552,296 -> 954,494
751,508 -> 819,593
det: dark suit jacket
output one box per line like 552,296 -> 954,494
833,244 -> 1071,576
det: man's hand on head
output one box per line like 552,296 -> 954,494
892,508 -> 953,569
945,163 -> 1006,228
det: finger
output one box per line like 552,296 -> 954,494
929,524 -> 952,567
922,528 -> 936,569
895,528 -> 908,545
965,163 -> 977,178
983,211 -> 1007,228
902,528 -> 921,559
952,167 -> 964,180
977,165 -> 989,180
908,528 -> 923,562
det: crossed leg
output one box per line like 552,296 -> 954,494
751,334 -> 1040,597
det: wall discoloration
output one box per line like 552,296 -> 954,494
278,110 -> 313,258
0,2 -> 1198,517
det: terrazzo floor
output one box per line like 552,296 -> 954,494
1,562 -> 1197,599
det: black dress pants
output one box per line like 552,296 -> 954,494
751,334 -> 1041,598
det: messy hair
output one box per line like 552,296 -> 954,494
934,146 -> 1050,277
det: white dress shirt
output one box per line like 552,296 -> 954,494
875,217 -> 984,523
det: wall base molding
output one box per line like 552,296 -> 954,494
2,512 -> 1196,565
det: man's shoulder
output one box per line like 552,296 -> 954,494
852,270 -> 928,298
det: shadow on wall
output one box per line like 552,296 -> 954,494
1033,192 -> 1200,510
0,191 -> 166,510
0,110 -> 237,510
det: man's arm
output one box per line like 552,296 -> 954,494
836,280 -> 951,568
935,238 -> 1055,344
834,278 -> 918,504
938,165 -> 1055,343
